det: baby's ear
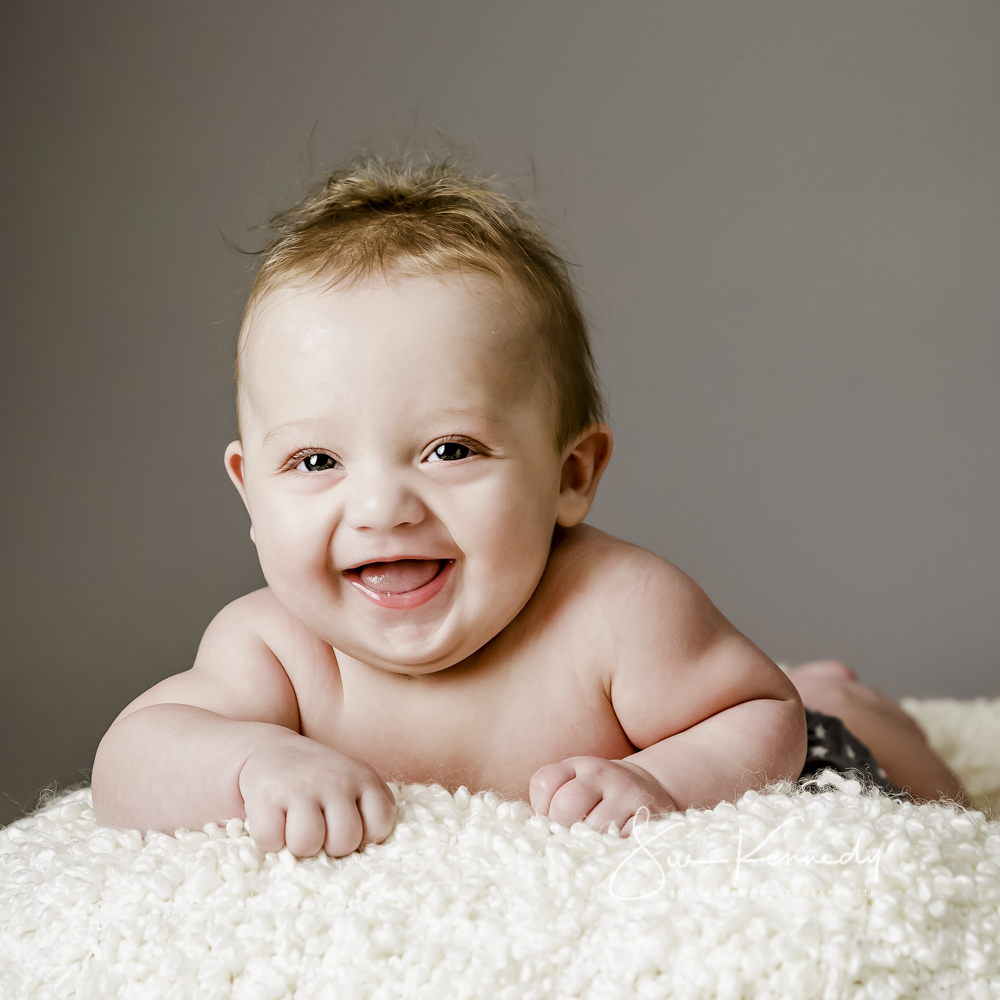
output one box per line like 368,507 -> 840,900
224,440 -> 250,509
225,441 -> 255,542
556,424 -> 613,527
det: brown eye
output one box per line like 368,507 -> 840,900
428,442 -> 472,462
296,453 -> 340,472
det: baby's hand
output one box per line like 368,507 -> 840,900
529,757 -> 676,835
238,736 -> 396,857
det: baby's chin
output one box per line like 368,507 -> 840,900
325,603 -> 512,676
273,560 -> 543,674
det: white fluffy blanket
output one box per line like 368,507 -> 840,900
2,698 -> 999,1000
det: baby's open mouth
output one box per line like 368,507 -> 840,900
347,559 -> 449,596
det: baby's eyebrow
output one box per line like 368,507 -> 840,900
261,422 -> 320,447
259,407 -> 510,447
433,404 -> 511,426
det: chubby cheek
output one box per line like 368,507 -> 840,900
453,476 -> 558,613
249,493 -> 338,604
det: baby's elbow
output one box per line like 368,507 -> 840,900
90,731 -> 119,827
769,696 -> 808,784
91,714 -> 142,828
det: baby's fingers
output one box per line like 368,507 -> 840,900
549,779 -> 603,827
322,800 -> 364,858
529,760 -> 578,817
621,812 -> 645,837
359,784 -> 396,845
582,796 -> 638,836
586,791 -> 660,836
284,802 -> 327,858
244,803 -> 286,855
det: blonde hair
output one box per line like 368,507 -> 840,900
237,156 -> 605,447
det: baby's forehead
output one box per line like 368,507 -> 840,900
238,269 -> 550,425
245,268 -> 530,353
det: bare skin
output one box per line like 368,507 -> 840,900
93,523 -> 807,852
786,660 -> 971,808
91,270 -> 964,859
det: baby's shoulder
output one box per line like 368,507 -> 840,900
206,586 -> 296,636
200,587 -> 333,670
541,525 -> 731,662
548,524 -> 703,606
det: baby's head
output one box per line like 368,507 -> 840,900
226,158 -> 611,673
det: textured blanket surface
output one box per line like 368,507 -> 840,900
2,698 -> 999,1000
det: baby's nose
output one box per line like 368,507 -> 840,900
342,467 -> 426,531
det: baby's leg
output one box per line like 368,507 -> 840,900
787,661 -> 971,808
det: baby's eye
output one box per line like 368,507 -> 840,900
427,442 -> 473,462
296,453 -> 341,472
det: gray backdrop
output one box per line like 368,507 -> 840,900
2,1 -> 998,827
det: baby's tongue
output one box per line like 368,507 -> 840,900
359,560 -> 441,594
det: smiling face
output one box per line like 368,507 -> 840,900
227,269 -> 599,675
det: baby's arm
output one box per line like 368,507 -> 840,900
91,591 -> 394,856
530,552 -> 806,832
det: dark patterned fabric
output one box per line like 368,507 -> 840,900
797,708 -> 908,799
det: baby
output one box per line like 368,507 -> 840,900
92,159 -> 969,858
